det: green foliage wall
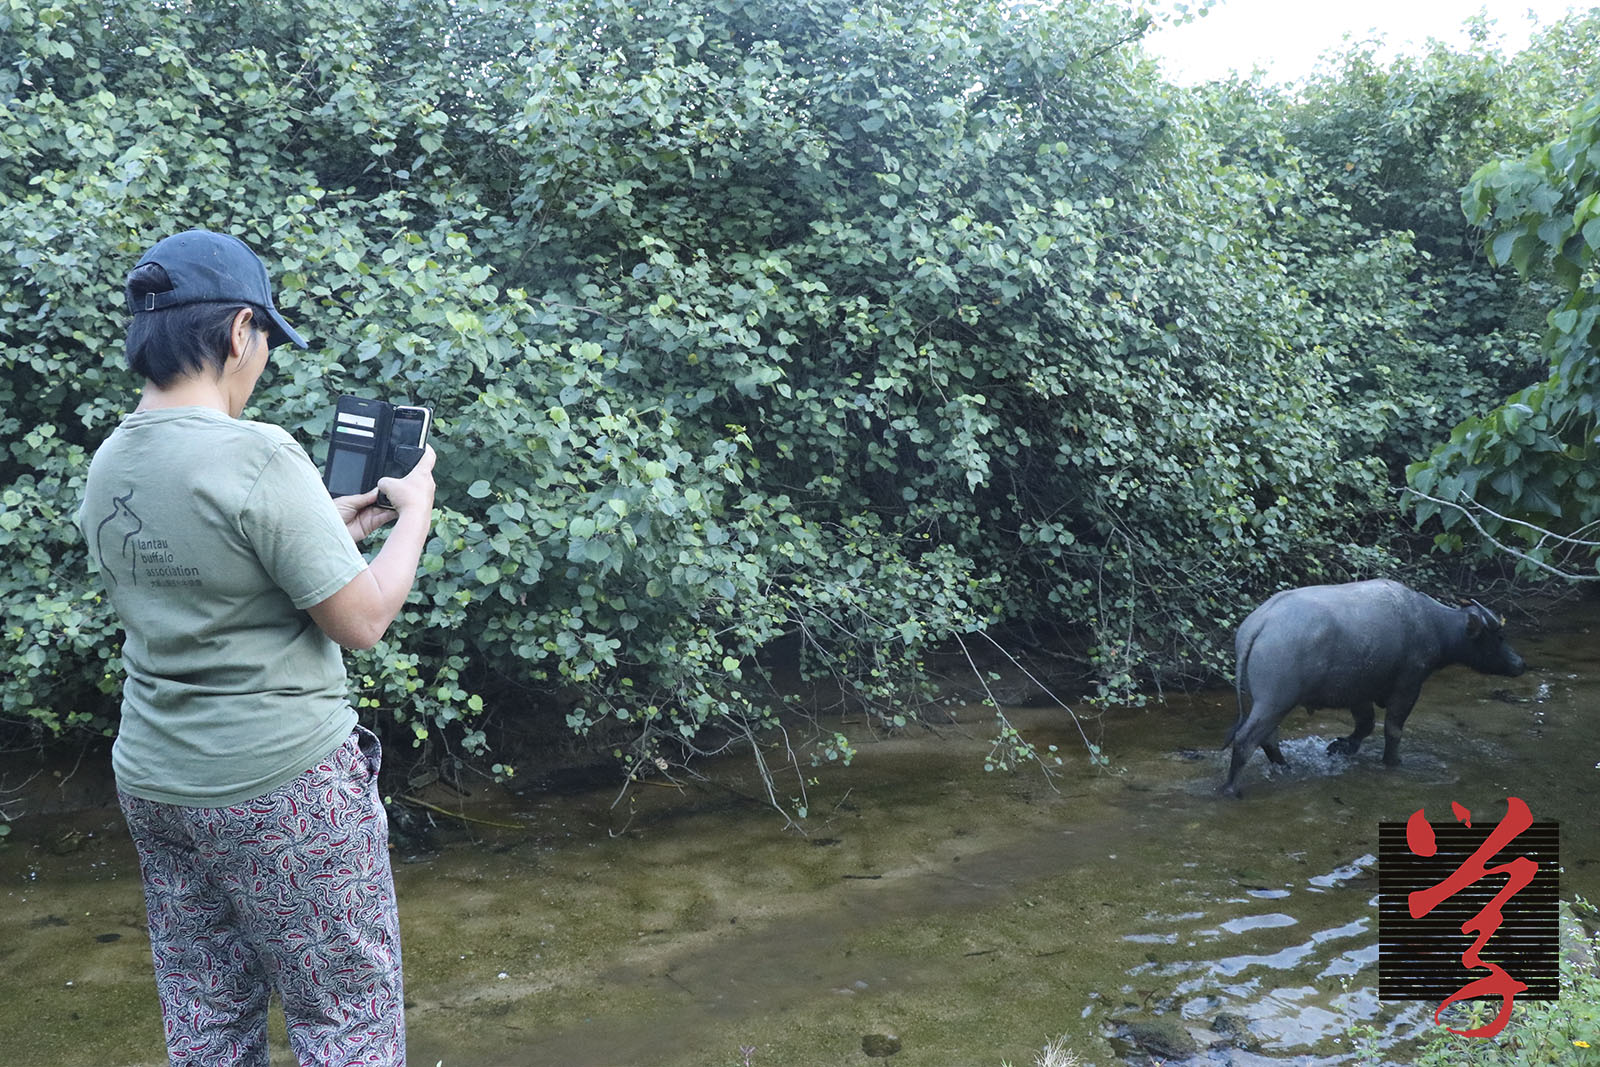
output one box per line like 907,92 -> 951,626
1203,15 -> 1600,488
1411,83 -> 1600,569
1,0 -> 1582,794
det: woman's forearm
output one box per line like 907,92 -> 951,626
363,507 -> 433,630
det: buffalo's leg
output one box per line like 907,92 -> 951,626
1326,703 -> 1375,757
1381,701 -> 1418,767
1376,694 -> 1427,767
1221,705 -> 1287,797
1221,742 -> 1253,797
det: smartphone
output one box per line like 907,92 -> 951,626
324,395 -> 387,499
390,405 -> 432,454
323,398 -> 432,504
377,405 -> 432,508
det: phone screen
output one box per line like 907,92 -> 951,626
375,406 -> 430,508
391,407 -> 430,450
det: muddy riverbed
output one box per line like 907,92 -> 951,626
1,599 -> 1596,1066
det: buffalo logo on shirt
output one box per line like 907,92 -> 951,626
93,489 -> 143,587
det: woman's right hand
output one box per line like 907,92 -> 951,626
376,445 -> 437,515
310,444 -> 438,649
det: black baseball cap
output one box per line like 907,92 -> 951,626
129,229 -> 308,349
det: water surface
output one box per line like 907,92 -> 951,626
1,598 -> 1593,1066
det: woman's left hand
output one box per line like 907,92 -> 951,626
333,489 -> 397,542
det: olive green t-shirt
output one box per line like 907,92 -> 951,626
79,407 -> 366,807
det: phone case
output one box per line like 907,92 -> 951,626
324,395 -> 391,498
323,396 -> 430,504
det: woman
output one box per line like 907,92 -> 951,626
79,229 -> 435,1066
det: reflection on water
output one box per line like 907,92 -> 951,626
0,598 -> 1595,1066
1216,913 -> 1299,935
1126,849 -> 1396,1054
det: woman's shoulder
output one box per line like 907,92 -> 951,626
119,408 -> 297,448
231,416 -> 299,450
226,417 -> 324,472
106,409 -> 299,462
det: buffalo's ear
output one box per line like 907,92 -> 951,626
1465,611 -> 1485,638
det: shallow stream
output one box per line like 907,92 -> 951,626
2,598 -> 1596,1066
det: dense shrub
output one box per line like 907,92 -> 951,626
1411,82 -> 1600,574
1,0 -> 1586,807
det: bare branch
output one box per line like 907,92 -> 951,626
952,632 -> 1064,788
1402,487 -> 1600,582
968,630 -> 1108,769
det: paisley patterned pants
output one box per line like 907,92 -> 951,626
119,727 -> 405,1067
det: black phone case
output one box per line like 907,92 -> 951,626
323,396 -> 428,505
324,395 -> 390,498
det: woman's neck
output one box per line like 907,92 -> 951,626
135,377 -> 232,416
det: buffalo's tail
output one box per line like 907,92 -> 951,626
1222,623 -> 1263,750
1221,694 -> 1244,750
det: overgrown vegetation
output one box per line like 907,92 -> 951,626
2,0 -> 1595,811
1410,85 -> 1600,578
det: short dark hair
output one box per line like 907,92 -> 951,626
124,263 -> 268,387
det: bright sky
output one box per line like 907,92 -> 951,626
1143,0 -> 1591,85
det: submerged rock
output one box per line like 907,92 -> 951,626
1210,1012 -> 1261,1052
49,829 -> 88,855
861,1032 -> 902,1057
1123,1019 -> 1198,1060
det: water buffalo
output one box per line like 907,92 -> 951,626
1220,579 -> 1526,797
